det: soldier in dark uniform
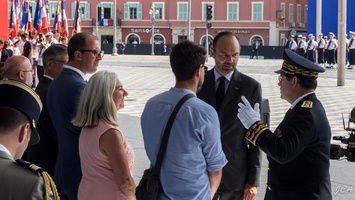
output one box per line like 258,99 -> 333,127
237,49 -> 332,200
0,79 -> 59,200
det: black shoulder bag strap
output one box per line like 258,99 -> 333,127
152,93 -> 194,175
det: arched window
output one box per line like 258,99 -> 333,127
127,34 -> 140,44
250,35 -> 264,46
151,34 -> 165,44
200,35 -> 213,47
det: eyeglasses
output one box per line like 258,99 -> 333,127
49,59 -> 67,64
21,69 -> 34,73
78,49 -> 104,57
16,69 -> 33,75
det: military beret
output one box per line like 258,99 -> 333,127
329,32 -> 334,35
323,36 -> 328,39
318,33 -> 323,36
0,80 -> 42,145
275,49 -> 325,78
298,35 -> 303,38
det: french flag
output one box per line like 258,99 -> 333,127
100,18 -> 113,26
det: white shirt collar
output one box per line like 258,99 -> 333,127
43,74 -> 54,80
0,144 -> 13,159
64,65 -> 86,80
291,92 -> 314,109
213,68 -> 234,82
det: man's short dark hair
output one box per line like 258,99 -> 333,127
0,106 -> 29,134
285,75 -> 318,89
67,32 -> 99,61
21,33 -> 28,39
43,44 -> 68,69
212,31 -> 240,50
170,41 -> 206,81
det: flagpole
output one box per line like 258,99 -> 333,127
112,0 -> 118,56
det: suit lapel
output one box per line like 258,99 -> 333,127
204,70 -> 218,108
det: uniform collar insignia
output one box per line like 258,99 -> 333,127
301,100 -> 313,108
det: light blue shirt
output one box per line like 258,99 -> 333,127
141,88 -> 227,200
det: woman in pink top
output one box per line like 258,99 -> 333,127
72,70 -> 136,200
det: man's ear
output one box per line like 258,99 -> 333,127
196,65 -> 202,79
18,123 -> 30,144
75,51 -> 82,60
210,47 -> 215,58
292,76 -> 299,87
18,71 -> 25,81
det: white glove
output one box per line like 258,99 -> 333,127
237,96 -> 260,129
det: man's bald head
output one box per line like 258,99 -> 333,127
3,56 -> 33,86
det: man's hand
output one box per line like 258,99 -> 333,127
243,184 -> 257,200
237,96 -> 260,129
349,142 -> 355,148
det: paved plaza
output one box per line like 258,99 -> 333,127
95,55 -> 355,199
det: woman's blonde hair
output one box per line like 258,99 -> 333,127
72,70 -> 119,127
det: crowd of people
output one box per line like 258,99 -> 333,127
284,31 -> 355,69
0,30 -> 68,88
1,29 -> 352,200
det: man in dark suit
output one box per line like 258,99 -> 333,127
27,44 -> 68,177
0,79 -> 59,200
197,31 -> 262,200
251,40 -> 260,59
237,49 -> 332,200
47,33 -> 103,200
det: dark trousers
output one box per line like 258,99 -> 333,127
317,48 -> 324,64
307,50 -> 315,62
324,49 -> 329,64
327,49 -> 335,64
349,49 -> 355,65
251,49 -> 258,59
296,48 -> 304,57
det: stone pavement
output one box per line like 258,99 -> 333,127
95,55 -> 355,199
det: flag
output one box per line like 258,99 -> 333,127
61,0 -> 68,37
9,0 -> 19,38
20,0 -> 32,33
53,0 -> 61,32
15,0 -> 22,34
33,0 -> 42,32
41,0 -> 50,33
99,18 -> 113,26
73,0 -> 81,34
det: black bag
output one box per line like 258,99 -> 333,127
135,169 -> 160,200
135,93 -> 194,200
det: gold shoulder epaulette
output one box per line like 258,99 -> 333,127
16,159 -> 60,200
16,159 -> 45,173
301,100 -> 313,108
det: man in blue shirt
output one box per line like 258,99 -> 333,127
141,41 -> 227,200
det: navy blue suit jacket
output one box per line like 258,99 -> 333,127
257,93 -> 332,200
47,68 -> 86,200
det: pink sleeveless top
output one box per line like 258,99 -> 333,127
78,120 -> 134,200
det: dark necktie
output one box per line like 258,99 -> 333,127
349,38 -> 354,47
216,76 -> 225,111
